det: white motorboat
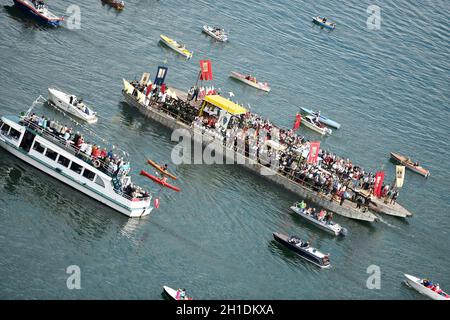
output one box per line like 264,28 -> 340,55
290,205 -> 347,236
229,71 -> 270,92
301,115 -> 332,135
48,87 -> 98,124
202,25 -> 228,42
404,274 -> 449,300
162,286 -> 193,300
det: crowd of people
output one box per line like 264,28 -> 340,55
128,79 -> 401,210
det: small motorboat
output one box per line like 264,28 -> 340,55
140,170 -> 181,192
290,205 -> 347,236
159,35 -> 193,59
404,274 -> 449,300
272,232 -> 331,268
147,159 -> 177,180
162,286 -> 193,300
300,107 -> 341,129
302,115 -> 332,135
13,0 -> 64,27
47,88 -> 98,124
101,0 -> 125,10
312,16 -> 336,30
390,152 -> 430,177
202,25 -> 228,42
229,71 -> 270,92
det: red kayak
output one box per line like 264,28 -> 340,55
140,170 -> 181,192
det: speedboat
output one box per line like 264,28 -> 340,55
159,35 -> 193,59
312,16 -> 336,30
202,25 -> 228,42
290,205 -> 347,236
300,107 -> 341,129
229,71 -> 270,92
162,286 -> 193,300
273,232 -> 331,268
302,115 -> 332,135
101,0 -> 125,10
390,152 -> 430,177
13,0 -> 64,27
47,87 -> 98,124
404,274 -> 449,300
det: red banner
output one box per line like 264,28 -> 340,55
199,60 -> 213,81
307,142 -> 320,164
293,114 -> 302,130
373,171 -> 385,198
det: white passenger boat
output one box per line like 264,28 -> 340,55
162,286 -> 193,300
202,25 -> 228,42
404,274 -> 449,300
290,205 -> 347,236
0,96 -> 152,218
302,115 -> 332,135
229,71 -> 270,92
48,87 -> 98,124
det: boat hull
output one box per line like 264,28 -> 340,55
302,116 -> 332,135
312,17 -> 335,30
202,25 -> 227,42
147,159 -> 177,180
140,170 -> 180,192
404,274 -> 449,300
300,107 -> 341,129
273,232 -> 330,268
13,0 -> 63,27
159,35 -> 193,59
229,72 -> 270,92
0,139 -> 152,218
290,206 -> 346,236
48,88 -> 98,124
390,152 -> 430,177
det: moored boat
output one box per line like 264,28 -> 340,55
390,152 -> 430,177
0,97 -> 152,218
13,0 -> 64,27
300,107 -> 341,129
48,87 -> 98,124
312,16 -> 336,30
229,71 -> 270,92
290,204 -> 348,236
272,232 -> 331,268
202,25 -> 228,42
101,0 -> 125,10
162,286 -> 193,300
302,115 -> 332,135
159,35 -> 193,59
404,274 -> 449,300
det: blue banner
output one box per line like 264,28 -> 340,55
154,66 -> 168,85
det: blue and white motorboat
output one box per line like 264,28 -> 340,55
312,16 -> 336,30
300,107 -> 341,129
13,0 -> 64,27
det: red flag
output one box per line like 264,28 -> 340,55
154,198 -> 160,209
160,83 -> 166,94
145,83 -> 153,97
199,60 -> 213,81
293,114 -> 302,130
373,171 -> 385,198
307,142 -> 320,164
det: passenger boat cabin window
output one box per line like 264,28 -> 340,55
8,128 -> 21,141
1,123 -> 11,135
57,155 -> 71,168
95,175 -> 105,188
45,148 -> 58,161
70,162 -> 83,174
32,141 -> 45,154
82,168 -> 96,181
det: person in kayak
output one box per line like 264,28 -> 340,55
161,163 -> 169,172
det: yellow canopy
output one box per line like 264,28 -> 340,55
203,95 -> 247,115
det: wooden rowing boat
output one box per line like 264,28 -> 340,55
147,159 -> 177,180
390,152 -> 430,177
229,71 -> 270,92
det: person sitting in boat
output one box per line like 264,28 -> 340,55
322,17 -> 327,23
422,279 -> 432,287
179,288 -> 186,300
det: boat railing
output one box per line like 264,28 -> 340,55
21,117 -> 117,177
114,189 -> 150,202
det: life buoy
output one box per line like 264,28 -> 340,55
93,159 -> 101,168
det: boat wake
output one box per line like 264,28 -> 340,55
375,214 -> 401,229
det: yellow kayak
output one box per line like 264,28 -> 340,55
159,35 -> 193,59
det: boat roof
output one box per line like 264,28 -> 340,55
1,115 -> 21,124
204,95 -> 247,115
